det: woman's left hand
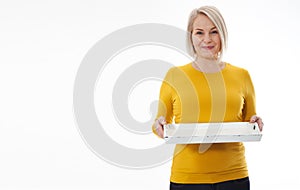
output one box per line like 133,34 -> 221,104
250,115 -> 264,131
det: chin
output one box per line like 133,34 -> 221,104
199,54 -> 216,60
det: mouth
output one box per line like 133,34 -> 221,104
201,46 -> 215,50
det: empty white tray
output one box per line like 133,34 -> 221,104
163,122 -> 262,144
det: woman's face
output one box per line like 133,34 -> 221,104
191,14 -> 221,60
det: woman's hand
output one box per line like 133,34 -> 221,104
250,115 -> 264,131
154,116 -> 166,138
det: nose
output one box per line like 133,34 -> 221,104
203,33 -> 212,43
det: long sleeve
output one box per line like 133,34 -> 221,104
152,68 -> 175,136
242,70 -> 256,121
152,63 -> 254,183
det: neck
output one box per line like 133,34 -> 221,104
193,57 -> 225,73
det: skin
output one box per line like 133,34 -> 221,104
154,14 -> 264,138
192,14 -> 221,60
191,13 -> 224,73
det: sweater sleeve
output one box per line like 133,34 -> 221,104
242,70 -> 256,121
152,68 -> 175,136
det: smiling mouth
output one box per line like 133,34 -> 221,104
202,46 -> 214,50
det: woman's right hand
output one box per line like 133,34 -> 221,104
154,116 -> 166,138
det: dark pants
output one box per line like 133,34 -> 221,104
170,177 -> 250,190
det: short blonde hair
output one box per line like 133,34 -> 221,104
186,6 -> 228,59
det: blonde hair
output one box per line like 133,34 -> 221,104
186,6 -> 228,59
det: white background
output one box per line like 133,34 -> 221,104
1,0 -> 300,189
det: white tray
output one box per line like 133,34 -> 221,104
163,122 -> 262,144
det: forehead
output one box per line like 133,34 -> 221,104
192,14 -> 216,30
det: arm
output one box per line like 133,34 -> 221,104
243,70 -> 264,131
152,68 -> 175,138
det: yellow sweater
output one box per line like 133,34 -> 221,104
153,62 -> 256,183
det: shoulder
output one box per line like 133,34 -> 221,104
226,63 -> 250,76
166,63 -> 192,75
226,63 -> 247,72
163,63 -> 193,84
169,62 -> 191,70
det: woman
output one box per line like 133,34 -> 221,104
152,6 -> 264,190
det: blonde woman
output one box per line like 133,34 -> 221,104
153,6 -> 264,190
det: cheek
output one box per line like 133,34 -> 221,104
214,36 -> 221,47
192,35 -> 201,47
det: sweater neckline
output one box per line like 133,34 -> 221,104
189,62 -> 229,74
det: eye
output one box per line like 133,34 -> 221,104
195,31 -> 203,35
211,30 -> 218,34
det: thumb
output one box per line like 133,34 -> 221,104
250,115 -> 256,122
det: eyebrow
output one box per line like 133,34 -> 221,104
194,27 -> 217,31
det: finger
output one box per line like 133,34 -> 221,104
250,115 -> 257,123
157,116 -> 166,125
154,121 -> 161,130
155,125 -> 164,138
257,119 -> 264,131
159,128 -> 164,138
249,115 -> 263,131
257,119 -> 263,125
250,115 -> 261,123
154,116 -> 166,138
